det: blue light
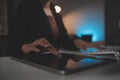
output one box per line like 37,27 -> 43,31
75,12 -> 105,42
80,48 -> 98,53
80,58 -> 103,63
75,10 -> 105,53
75,21 -> 104,42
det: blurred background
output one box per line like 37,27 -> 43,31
0,0 -> 120,56
54,0 -> 105,42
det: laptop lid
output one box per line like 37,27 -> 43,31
12,50 -> 117,75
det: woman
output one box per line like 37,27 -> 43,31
7,0 -> 104,57
7,0 -> 77,57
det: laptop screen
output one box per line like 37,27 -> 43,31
12,51 -> 117,74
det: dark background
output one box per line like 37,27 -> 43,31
0,0 -> 120,56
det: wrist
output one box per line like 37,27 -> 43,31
21,43 -> 32,54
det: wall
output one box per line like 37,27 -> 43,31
55,0 -> 105,42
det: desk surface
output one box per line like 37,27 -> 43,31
0,57 -> 120,80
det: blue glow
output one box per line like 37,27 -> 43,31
75,20 -> 104,42
96,56 -> 103,58
75,9 -> 105,53
80,48 -> 98,53
80,58 -> 103,63
75,12 -> 105,42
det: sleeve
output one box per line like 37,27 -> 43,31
7,1 -> 29,56
63,34 -> 79,51
57,14 -> 79,51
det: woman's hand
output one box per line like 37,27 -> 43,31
21,38 -> 61,57
74,39 -> 90,50
74,39 -> 105,50
21,43 -> 40,54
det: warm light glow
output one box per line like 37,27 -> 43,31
55,5 -> 62,13
63,11 -> 82,35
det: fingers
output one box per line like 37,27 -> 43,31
76,43 -> 88,50
32,38 -> 61,58
21,44 -> 40,54
40,38 -> 61,58
46,46 -> 61,58
22,38 -> 61,58
74,39 -> 105,50
32,38 -> 49,47
74,39 -> 89,50
31,46 -> 40,52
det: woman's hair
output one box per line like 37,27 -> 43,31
40,0 -> 50,6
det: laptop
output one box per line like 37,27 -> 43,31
12,50 -> 117,75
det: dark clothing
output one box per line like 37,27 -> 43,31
7,0 -> 77,56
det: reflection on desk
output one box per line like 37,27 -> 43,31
0,57 -> 120,80
12,51 -> 117,74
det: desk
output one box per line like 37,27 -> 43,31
0,57 -> 120,80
